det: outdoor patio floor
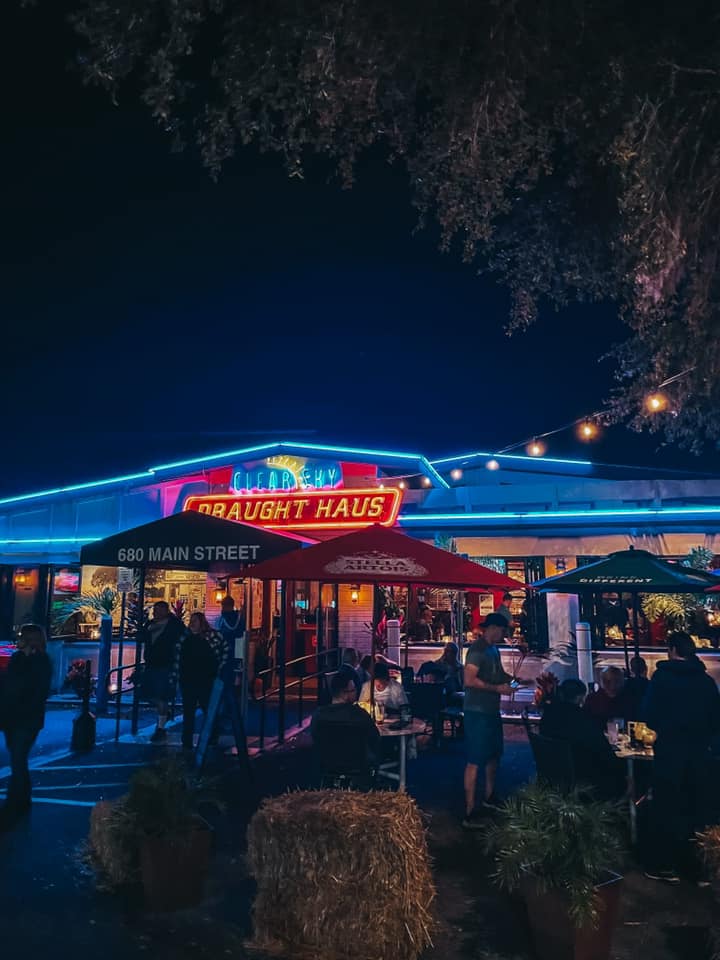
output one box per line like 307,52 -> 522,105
0,715 -> 715,960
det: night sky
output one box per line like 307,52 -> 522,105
0,3 -> 707,499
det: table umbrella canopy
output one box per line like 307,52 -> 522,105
243,524 -> 523,590
79,511 -> 309,572
534,547 -> 716,593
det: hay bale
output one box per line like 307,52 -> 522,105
246,790 -> 435,960
89,799 -> 139,886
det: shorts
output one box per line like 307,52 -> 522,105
464,711 -> 503,767
140,666 -> 175,703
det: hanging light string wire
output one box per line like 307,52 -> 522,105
495,368 -> 695,455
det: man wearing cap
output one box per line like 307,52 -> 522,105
462,613 -> 515,827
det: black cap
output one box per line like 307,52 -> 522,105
482,613 -> 508,628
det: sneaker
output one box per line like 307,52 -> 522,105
461,810 -> 486,830
149,727 -> 167,743
482,794 -> 504,812
644,868 -> 681,884
696,879 -> 712,889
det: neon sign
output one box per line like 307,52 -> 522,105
232,456 -> 342,494
184,488 -> 401,530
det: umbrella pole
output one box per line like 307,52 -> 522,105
369,584 -> 377,714
631,593 -> 640,665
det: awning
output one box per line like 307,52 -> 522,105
243,524 -> 523,590
79,511 -> 310,572
535,547 -> 716,593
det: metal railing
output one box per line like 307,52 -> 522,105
255,647 -> 342,750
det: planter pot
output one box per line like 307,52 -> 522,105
140,820 -> 212,911
521,872 -> 622,960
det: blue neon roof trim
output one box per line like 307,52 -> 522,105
0,537 -> 102,545
0,473 -> 154,507
430,451 -> 593,468
400,505 -> 720,523
150,441 -> 450,488
0,440 -> 451,509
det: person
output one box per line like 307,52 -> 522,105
496,593 -> 514,634
462,613 -> 515,827
415,607 -> 435,644
358,654 -> 373,686
340,648 -> 363,698
215,595 -> 245,685
359,661 -> 408,713
420,641 -> 464,695
139,600 -> 186,743
0,624 -> 52,826
179,611 -> 230,751
624,656 -> 649,720
583,666 -> 628,728
642,632 -> 720,883
540,678 -> 625,800
310,671 -> 381,788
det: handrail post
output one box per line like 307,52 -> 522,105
277,580 -> 289,744
130,567 -> 145,736
298,676 -> 303,727
259,692 -> 265,751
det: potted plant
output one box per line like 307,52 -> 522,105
484,784 -> 625,960
90,758 -> 220,911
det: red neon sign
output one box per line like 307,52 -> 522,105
183,488 -> 401,530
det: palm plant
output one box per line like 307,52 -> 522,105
57,587 -> 121,626
483,784 -> 625,930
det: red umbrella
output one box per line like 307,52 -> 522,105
244,524 -> 522,590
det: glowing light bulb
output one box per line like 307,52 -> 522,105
577,421 -> 599,441
526,440 -> 546,457
421,476 -> 432,487
398,480 -> 406,489
486,458 -> 500,471
450,468 -> 463,481
645,392 -> 668,413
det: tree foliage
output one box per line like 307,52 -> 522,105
70,0 -> 720,450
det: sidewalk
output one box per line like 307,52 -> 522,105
0,719 -> 715,959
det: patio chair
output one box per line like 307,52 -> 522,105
409,681 -> 445,743
527,730 -> 576,793
312,721 -> 377,791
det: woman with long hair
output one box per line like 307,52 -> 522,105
179,611 -> 230,751
0,624 -> 52,826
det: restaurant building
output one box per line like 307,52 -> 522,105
2,440 -> 720,654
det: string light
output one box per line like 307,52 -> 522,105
526,440 -> 547,457
398,480 -> 406,489
576,420 -> 600,442
421,476 -> 432,487
487,368 -> 691,459
645,392 -> 668,413
486,458 -> 500,471
450,468 -> 463,480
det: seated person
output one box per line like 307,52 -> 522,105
311,672 -> 381,778
541,678 -> 625,800
359,661 -> 408,714
584,666 -> 629,728
624,656 -> 650,720
340,648 -> 363,698
414,607 -> 435,643
358,654 -> 373,686
418,642 -> 464,695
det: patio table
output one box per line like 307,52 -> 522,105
377,717 -> 427,792
613,736 -> 653,844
